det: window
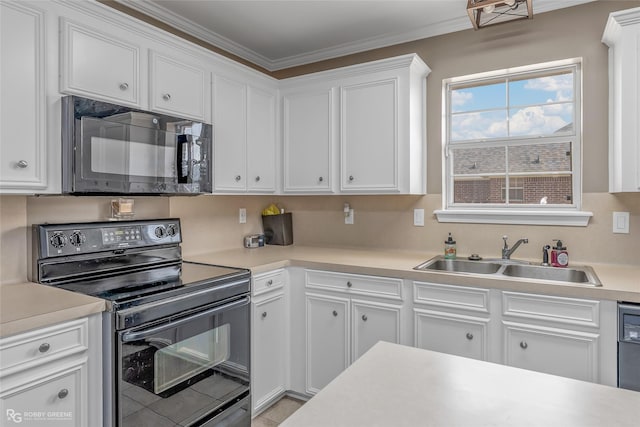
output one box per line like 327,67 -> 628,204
436,58 -> 592,226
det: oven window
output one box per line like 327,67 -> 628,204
154,324 -> 230,394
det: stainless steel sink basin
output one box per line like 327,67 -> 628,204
501,264 -> 601,285
414,256 -> 602,286
414,258 -> 502,274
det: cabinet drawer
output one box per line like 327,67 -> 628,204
502,292 -> 600,328
1,363 -> 85,427
503,322 -> 598,382
306,270 -> 402,300
253,269 -> 285,296
0,318 -> 88,376
413,282 -> 490,313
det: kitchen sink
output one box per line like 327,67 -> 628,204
414,256 -> 602,286
501,264 -> 601,285
414,258 -> 502,274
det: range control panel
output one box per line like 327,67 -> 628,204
35,219 -> 181,258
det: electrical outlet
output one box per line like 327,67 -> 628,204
414,209 -> 425,226
613,211 -> 629,234
239,208 -> 247,224
345,209 -> 354,225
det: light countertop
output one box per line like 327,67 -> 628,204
3,244 -> 638,338
186,245 -> 640,302
281,341 -> 640,427
0,281 -> 105,338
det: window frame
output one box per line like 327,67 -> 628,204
435,58 -> 592,226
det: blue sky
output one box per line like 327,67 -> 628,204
450,73 -> 574,141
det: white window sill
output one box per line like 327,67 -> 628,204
433,209 -> 593,227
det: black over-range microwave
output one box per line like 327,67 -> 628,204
62,95 -> 212,195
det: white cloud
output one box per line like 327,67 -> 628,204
509,106 -> 568,136
451,90 -> 473,107
524,75 -> 573,103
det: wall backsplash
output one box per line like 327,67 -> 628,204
1,192 -> 638,284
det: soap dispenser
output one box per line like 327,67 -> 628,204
444,233 -> 457,260
550,240 -> 569,267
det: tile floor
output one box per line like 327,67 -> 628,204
251,397 -> 305,427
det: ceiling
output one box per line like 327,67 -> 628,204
116,0 -> 594,71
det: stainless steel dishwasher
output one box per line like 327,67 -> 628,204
618,303 -> 640,391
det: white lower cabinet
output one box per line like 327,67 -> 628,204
0,315 -> 102,427
251,270 -> 287,415
304,270 -> 404,394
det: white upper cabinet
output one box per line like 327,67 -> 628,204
149,52 -> 208,121
602,7 -> 640,192
60,18 -> 140,106
0,1 -> 49,193
282,86 -> 336,193
213,72 -> 277,193
280,54 -> 430,195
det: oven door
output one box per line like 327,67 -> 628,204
117,295 -> 250,427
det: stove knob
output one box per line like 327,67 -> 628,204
50,232 -> 67,249
154,226 -> 166,238
166,224 -> 177,237
69,231 -> 86,247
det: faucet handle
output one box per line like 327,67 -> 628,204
502,235 -> 508,247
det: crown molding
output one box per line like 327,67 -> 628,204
115,0 -> 595,72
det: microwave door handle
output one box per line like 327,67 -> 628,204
121,296 -> 249,343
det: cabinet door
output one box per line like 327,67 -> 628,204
60,19 -> 139,105
150,52 -> 207,121
0,363 -> 87,427
247,86 -> 276,192
414,309 -> 488,361
252,292 -> 286,413
306,294 -> 349,394
283,89 -> 334,192
0,2 -> 48,191
213,75 -> 247,191
351,300 -> 401,362
503,322 -> 599,382
341,79 -> 398,192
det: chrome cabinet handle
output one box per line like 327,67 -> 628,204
255,176 -> 261,182
466,333 -> 473,340
348,175 -> 354,182
266,279 -> 273,286
235,175 -> 241,182
16,160 -> 28,168
57,389 -> 69,399
332,310 -> 338,317
262,312 -> 267,318
38,343 -> 50,353
520,341 -> 528,349
162,93 -> 171,101
119,82 -> 129,91
362,314 -> 368,321
318,176 -> 324,182
346,281 -> 353,288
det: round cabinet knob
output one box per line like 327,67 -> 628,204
119,82 -> 129,91
318,176 -> 324,182
162,93 -> 171,101
466,333 -> 474,340
362,314 -> 368,322
57,389 -> 69,399
38,343 -> 51,353
235,175 -> 241,182
261,312 -> 267,318
332,310 -> 338,317
255,176 -> 261,182
348,175 -> 354,182
16,160 -> 28,168
266,279 -> 273,286
346,281 -> 353,288
520,341 -> 528,349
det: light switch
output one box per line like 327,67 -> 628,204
613,211 -> 629,234
239,208 -> 247,224
414,209 -> 425,227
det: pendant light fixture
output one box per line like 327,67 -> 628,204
467,0 -> 533,30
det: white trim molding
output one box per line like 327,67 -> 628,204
434,209 -> 593,227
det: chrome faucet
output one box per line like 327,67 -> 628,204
502,235 -> 529,259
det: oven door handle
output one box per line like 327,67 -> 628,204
121,296 -> 249,343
